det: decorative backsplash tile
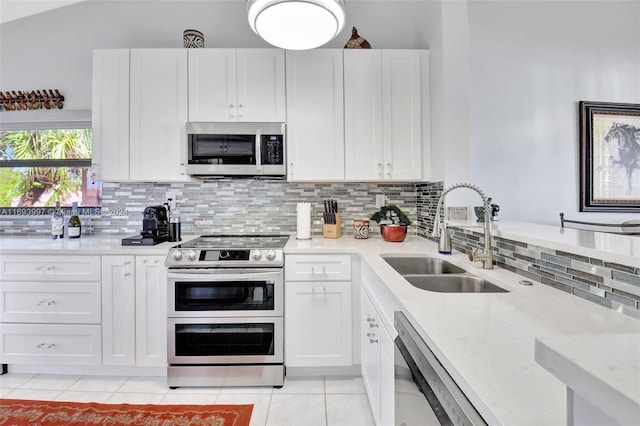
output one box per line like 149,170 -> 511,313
444,226 -> 640,316
0,180 -> 418,237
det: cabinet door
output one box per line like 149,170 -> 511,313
135,256 -> 167,367
344,50 -> 384,181
92,49 -> 130,182
0,255 -> 100,282
102,256 -> 135,366
130,49 -> 189,181
237,49 -> 286,122
361,288 -> 381,425
382,50 -> 422,181
188,49 -> 237,121
0,323 -> 101,365
379,324 -> 396,426
285,50 -> 344,181
285,281 -> 352,367
0,282 -> 101,324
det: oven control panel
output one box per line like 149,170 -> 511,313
166,248 -> 284,267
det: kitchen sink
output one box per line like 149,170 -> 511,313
403,275 -> 508,293
382,256 -> 466,275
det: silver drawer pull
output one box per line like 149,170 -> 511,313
312,286 -> 326,293
35,266 -> 44,271
366,316 -> 375,322
124,272 -> 131,277
37,343 -> 55,349
369,338 -> 379,344
36,300 -> 55,307
369,323 -> 378,328
47,266 -> 55,271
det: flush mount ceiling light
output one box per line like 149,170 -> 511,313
247,0 -> 346,50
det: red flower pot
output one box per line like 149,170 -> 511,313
380,224 -> 407,242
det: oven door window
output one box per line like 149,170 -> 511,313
189,134 -> 256,165
175,323 -> 274,357
175,281 -> 274,311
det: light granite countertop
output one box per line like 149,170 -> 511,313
535,333 -> 640,425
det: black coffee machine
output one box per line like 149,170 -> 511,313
121,205 -> 169,246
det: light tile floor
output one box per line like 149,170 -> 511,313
0,373 -> 375,426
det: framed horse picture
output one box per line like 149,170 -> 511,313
579,101 -> 640,212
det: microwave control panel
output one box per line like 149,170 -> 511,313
261,135 -> 284,165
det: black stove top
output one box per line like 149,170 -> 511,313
176,234 -> 290,250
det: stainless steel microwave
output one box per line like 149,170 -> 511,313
186,122 -> 286,177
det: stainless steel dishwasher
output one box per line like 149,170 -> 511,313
394,312 -> 487,426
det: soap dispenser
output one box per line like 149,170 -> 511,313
438,223 -> 452,254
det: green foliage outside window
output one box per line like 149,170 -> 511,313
0,129 -> 101,208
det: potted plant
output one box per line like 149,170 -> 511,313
370,204 -> 412,242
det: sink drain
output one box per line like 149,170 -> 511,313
519,280 -> 533,286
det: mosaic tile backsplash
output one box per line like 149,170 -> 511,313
0,180 -> 417,237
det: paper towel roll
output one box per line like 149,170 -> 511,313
296,202 -> 311,239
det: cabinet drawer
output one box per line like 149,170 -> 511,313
0,282 -> 101,323
285,254 -> 351,281
0,255 -> 100,282
0,323 -> 101,365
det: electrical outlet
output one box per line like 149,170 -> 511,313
375,194 -> 386,208
447,206 -> 468,221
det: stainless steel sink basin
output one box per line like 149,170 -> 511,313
383,256 -> 466,275
403,275 -> 508,293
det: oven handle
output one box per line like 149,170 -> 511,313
167,270 -> 282,280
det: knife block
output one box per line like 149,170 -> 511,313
323,213 -> 342,239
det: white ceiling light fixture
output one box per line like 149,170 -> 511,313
247,0 -> 346,50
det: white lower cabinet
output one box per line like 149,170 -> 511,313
135,256 -> 167,367
0,255 -> 102,366
285,254 -> 352,367
102,255 -> 167,367
361,287 -> 395,426
0,323 -> 101,365
101,256 -> 136,365
285,281 -> 352,367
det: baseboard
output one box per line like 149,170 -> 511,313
285,364 -> 361,377
7,364 -> 166,377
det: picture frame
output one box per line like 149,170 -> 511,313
579,101 -> 640,212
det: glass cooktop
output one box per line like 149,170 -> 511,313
175,234 -> 290,250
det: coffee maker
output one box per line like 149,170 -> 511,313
121,205 -> 170,246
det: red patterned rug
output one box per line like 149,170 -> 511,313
0,399 -> 253,426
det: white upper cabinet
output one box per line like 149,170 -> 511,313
91,49 -> 130,182
285,50 -> 345,181
188,49 -> 285,122
130,49 -> 189,181
345,50 -> 425,181
92,49 -> 189,182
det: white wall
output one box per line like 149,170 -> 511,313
467,0 -> 640,224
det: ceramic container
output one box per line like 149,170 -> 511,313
380,224 -> 407,242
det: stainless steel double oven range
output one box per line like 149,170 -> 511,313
165,235 -> 289,388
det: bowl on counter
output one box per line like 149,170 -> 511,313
380,224 -> 407,242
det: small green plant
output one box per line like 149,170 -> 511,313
370,204 -> 411,226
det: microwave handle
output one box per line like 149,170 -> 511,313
255,131 -> 262,171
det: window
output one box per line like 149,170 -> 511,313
0,123 -> 102,215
